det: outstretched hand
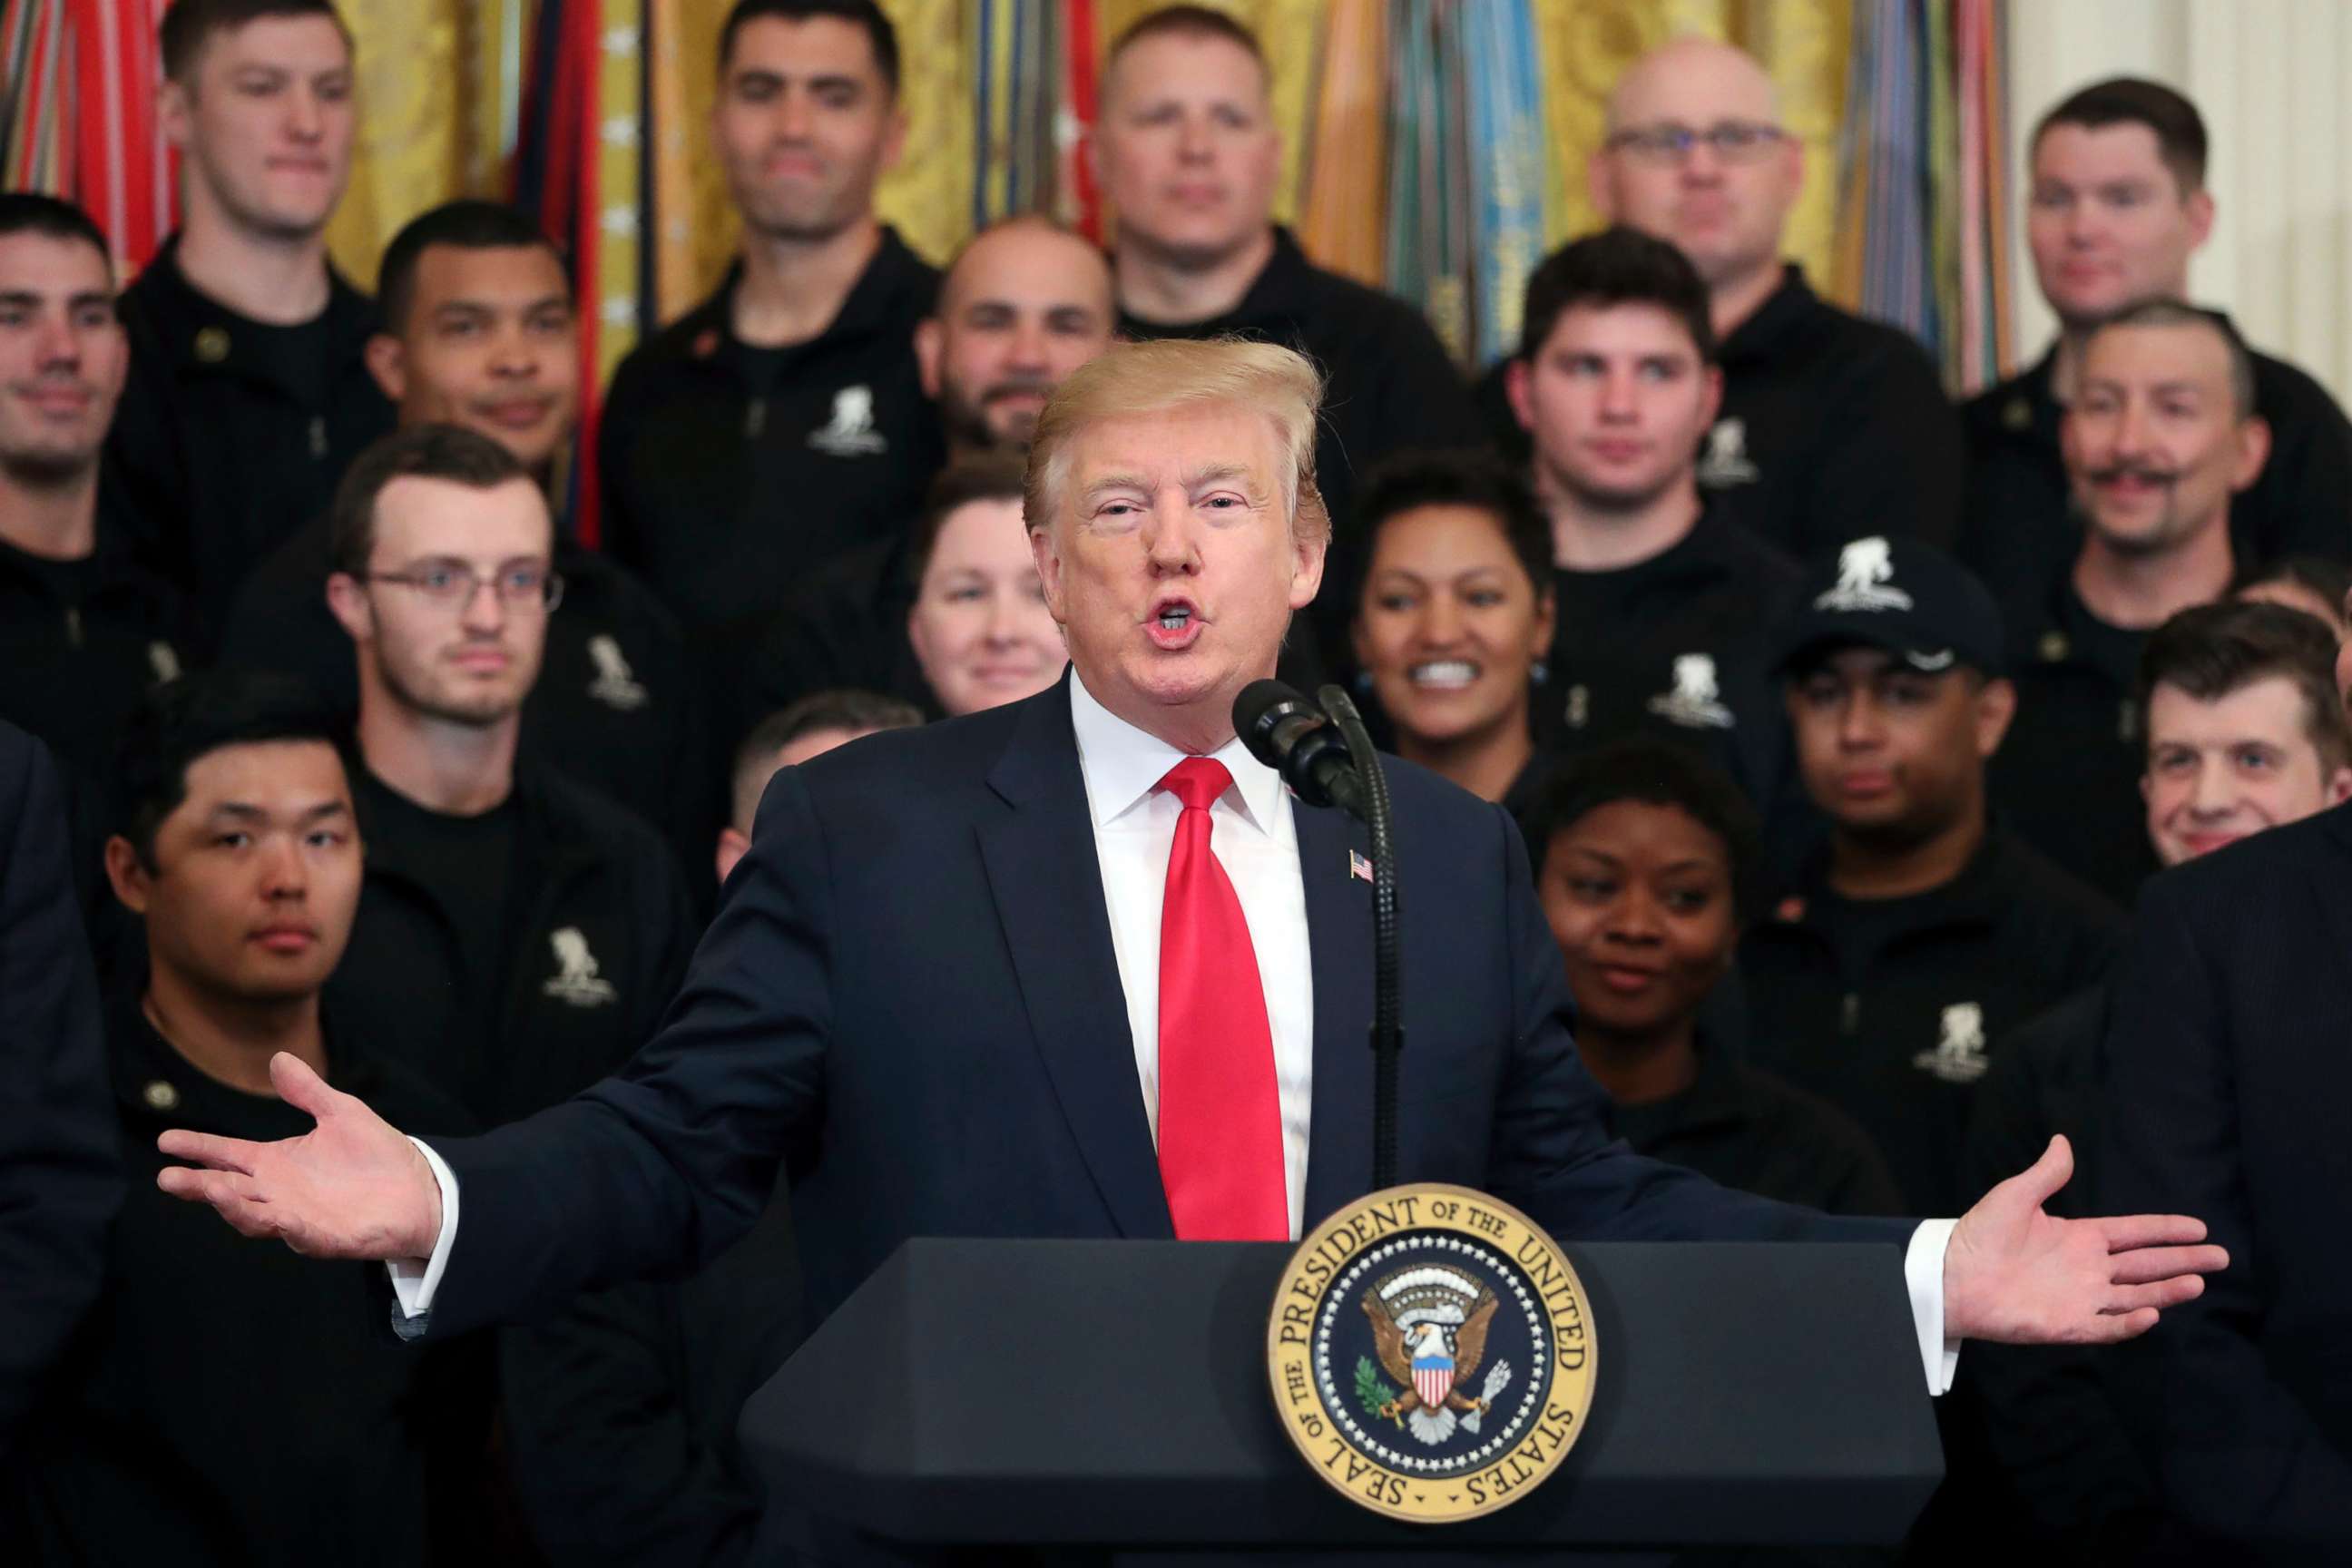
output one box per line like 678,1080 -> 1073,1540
1945,1134 -> 2227,1345
155,1052 -> 443,1262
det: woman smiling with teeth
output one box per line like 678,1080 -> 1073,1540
1352,451 -> 1557,813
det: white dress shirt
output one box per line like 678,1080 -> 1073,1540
390,673 -> 1960,1394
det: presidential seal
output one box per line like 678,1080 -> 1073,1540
1266,1184 -> 1597,1524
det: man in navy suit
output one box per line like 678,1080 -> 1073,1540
155,340 -> 2220,1417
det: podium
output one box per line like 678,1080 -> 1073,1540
740,1238 -> 1943,1555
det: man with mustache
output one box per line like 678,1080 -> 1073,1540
218,201 -> 703,865
108,0 -> 392,649
1964,78 -> 2352,603
598,0 -> 940,638
318,424 -> 695,1130
0,197 -> 186,812
1989,301 -> 2270,906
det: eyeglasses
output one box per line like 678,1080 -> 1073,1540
1605,120 -> 1788,165
360,559 -> 564,611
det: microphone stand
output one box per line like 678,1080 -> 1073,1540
1317,685 -> 1402,1191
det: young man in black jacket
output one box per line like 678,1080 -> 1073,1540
11,672 -> 480,1566
108,0 -> 392,646
0,196 -> 186,795
219,200 -> 703,860
598,0 -> 941,637
320,425 -> 696,1124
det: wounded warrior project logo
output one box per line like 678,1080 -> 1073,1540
1813,536 -> 1914,613
808,385 -> 887,456
1267,1184 -> 1596,1524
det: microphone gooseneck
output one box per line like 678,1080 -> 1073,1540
1313,685 -> 1404,1194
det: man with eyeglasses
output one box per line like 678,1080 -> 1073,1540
1485,36 -> 1965,560
319,425 -> 696,1131
219,201 -> 705,867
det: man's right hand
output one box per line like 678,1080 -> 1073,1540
156,1052 -> 443,1262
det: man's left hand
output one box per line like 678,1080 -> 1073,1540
1945,1134 -> 2227,1344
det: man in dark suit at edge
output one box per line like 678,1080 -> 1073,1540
153,341 -> 2224,1547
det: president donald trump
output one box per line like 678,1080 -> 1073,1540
159,340 -> 2219,1452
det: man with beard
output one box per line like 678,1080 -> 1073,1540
598,0 -> 940,637
724,215 -> 1114,730
1989,301 -> 2269,906
109,0 -> 392,647
318,425 -> 695,1128
1964,78 -> 2351,602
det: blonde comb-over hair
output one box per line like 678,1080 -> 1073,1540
1023,337 -> 1330,544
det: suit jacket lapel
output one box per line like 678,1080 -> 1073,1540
976,682 -> 1174,1240
1297,799 -> 1375,1229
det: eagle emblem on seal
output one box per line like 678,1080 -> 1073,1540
1360,1265 -> 1515,1446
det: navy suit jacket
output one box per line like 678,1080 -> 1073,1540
2099,802 -> 2352,1551
423,678 -> 1906,1339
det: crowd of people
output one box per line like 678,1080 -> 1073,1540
0,0 -> 2343,1563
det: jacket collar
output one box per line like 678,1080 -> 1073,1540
133,231 -> 378,378
688,224 -> 936,364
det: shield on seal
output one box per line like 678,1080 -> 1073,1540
1411,1335 -> 1455,1409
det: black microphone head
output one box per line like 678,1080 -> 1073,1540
1234,679 -> 1318,768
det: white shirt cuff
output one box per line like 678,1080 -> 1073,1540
385,1136 -> 459,1325
1905,1218 -> 1962,1396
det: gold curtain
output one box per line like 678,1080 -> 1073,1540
320,0 -> 1859,345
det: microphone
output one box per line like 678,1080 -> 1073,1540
1234,680 -> 1366,817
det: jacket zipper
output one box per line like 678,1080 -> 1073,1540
745,397 -> 767,438
1839,992 -> 1860,1035
309,415 -> 328,458
64,604 -> 83,649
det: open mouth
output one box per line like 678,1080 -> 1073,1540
1409,660 -> 1479,691
1145,597 -> 1203,650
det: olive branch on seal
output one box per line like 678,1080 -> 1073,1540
1354,1356 -> 1398,1419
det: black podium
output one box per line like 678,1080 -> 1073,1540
739,1237 -> 1943,1555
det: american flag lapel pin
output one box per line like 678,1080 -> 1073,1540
1349,850 -> 1374,884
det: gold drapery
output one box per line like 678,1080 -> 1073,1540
321,0 -> 1859,350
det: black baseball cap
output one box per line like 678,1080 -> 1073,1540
1769,535 -> 2007,680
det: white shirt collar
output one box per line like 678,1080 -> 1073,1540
1068,669 -> 1285,836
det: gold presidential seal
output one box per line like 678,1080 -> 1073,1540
1266,1183 -> 1597,1524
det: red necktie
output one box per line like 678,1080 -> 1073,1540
1154,757 -> 1288,1241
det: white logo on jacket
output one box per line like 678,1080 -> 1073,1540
1813,536 -> 1914,612
1696,417 -> 1759,485
585,633 -> 649,711
543,927 -> 618,1007
1913,1002 -> 1988,1084
1645,653 -> 1735,730
808,385 -> 887,456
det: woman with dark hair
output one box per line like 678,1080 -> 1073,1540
1350,450 -> 1555,814
1525,738 -> 1899,1216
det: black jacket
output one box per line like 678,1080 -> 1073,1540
598,229 -> 942,634
1986,578 -> 2161,908
1740,829 -> 2123,1214
1611,1040 -> 1903,1218
1475,265 -> 1965,557
1536,510 -> 1804,838
0,725 -> 118,1457
1960,337 -> 2352,603
332,764 -> 697,1130
0,503 -> 187,786
217,512 -> 710,872
1117,226 -> 1487,664
107,235 -> 394,648
2098,805 -> 2352,1554
12,998 -> 480,1567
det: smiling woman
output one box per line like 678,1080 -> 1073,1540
1350,449 -> 1556,808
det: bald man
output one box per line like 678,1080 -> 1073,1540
1481,37 -> 1964,558
726,216 -> 1116,741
